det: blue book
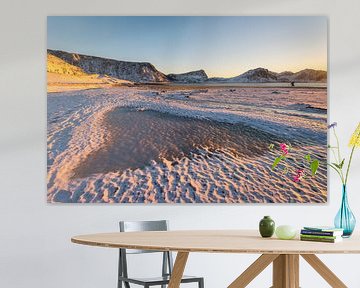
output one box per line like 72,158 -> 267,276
302,226 -> 343,237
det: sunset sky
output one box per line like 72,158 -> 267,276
48,16 -> 327,78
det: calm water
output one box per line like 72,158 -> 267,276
73,108 -> 280,178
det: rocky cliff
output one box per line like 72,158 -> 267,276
167,69 -> 208,83
47,53 -> 86,76
47,53 -> 133,93
47,49 -> 169,83
209,68 -> 327,83
284,69 -> 327,83
229,68 -> 278,83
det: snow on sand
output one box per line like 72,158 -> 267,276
47,86 -> 327,203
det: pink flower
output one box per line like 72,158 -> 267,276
280,143 -> 289,155
293,169 -> 305,182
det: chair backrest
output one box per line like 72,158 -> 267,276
119,220 -> 169,254
120,220 -> 168,232
118,220 -> 173,283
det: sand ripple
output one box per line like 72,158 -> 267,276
47,86 -> 327,203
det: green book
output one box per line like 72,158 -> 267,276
300,236 -> 343,243
300,234 -> 339,240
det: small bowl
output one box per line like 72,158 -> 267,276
275,225 -> 297,240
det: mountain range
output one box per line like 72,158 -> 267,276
48,49 -> 168,83
47,49 -> 327,84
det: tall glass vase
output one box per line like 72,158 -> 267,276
334,185 -> 356,237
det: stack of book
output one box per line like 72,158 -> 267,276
300,227 -> 344,243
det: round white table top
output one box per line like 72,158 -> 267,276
71,230 -> 360,254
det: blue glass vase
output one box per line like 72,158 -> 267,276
334,185 -> 356,237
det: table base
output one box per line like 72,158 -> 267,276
168,252 -> 348,288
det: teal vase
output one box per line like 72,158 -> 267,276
334,185 -> 356,238
259,216 -> 275,238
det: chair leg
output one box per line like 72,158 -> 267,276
161,252 -> 168,288
118,249 -> 131,288
118,250 -> 123,288
199,278 -> 204,288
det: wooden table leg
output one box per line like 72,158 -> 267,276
229,253 -> 347,288
228,254 -> 279,288
288,255 -> 299,288
272,254 -> 299,288
301,254 -> 347,288
168,252 -> 189,288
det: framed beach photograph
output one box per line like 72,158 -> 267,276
47,16 -> 327,203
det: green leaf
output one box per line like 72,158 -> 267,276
268,144 -> 274,150
272,155 -> 284,170
304,154 -> 311,163
339,159 -> 345,169
328,163 -> 341,173
310,160 -> 319,176
332,162 -> 343,169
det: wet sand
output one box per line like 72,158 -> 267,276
73,108 -> 283,178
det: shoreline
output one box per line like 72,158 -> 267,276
47,82 -> 327,94
133,82 -> 327,90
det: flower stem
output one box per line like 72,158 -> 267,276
345,145 -> 356,185
332,127 -> 345,183
330,147 -> 339,165
328,163 -> 345,183
344,130 -> 360,185
333,128 -> 342,162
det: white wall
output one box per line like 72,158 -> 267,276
1,0 -> 360,287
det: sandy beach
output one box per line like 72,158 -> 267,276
47,85 -> 327,203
